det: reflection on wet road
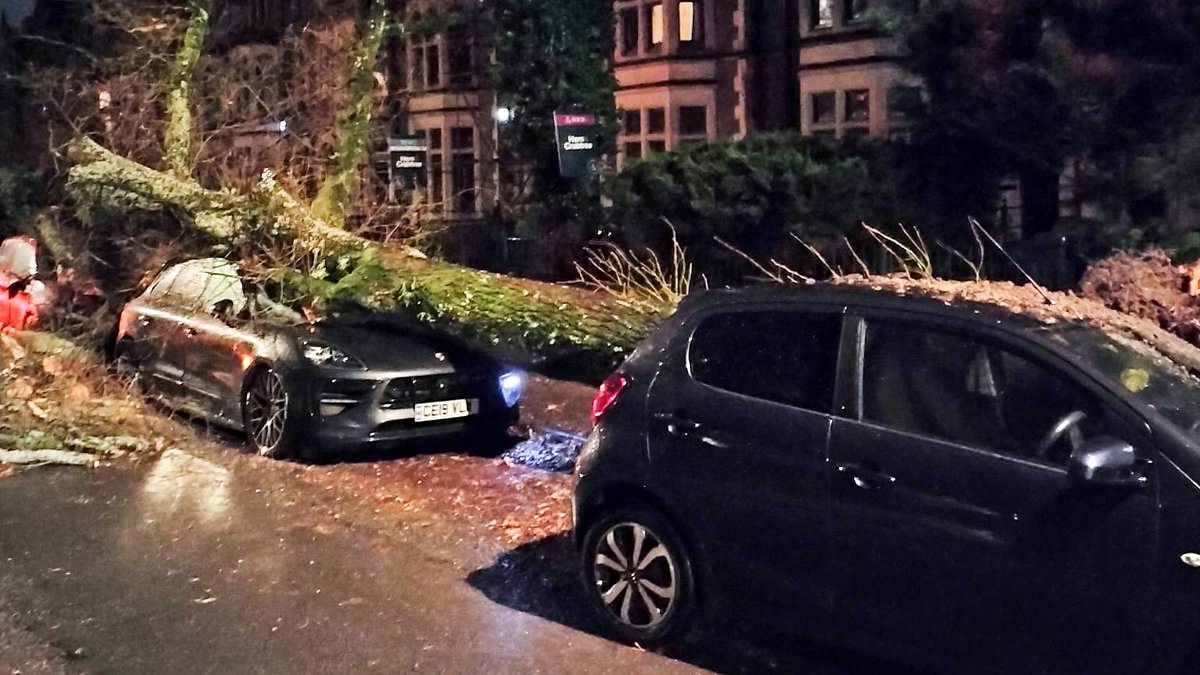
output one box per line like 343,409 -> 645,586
0,450 -> 908,675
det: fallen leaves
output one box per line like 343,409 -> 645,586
0,329 -> 196,466
296,447 -> 575,549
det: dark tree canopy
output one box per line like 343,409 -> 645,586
892,0 -> 1200,244
492,0 -> 617,235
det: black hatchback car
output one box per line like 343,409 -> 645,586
574,285 -> 1200,675
112,258 -> 524,459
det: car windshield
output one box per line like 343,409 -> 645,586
1046,324 -> 1200,438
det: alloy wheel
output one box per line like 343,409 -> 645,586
245,369 -> 288,455
591,521 -> 678,629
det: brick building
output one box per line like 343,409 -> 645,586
386,0 -> 917,210
210,0 -> 916,220
612,0 -> 919,166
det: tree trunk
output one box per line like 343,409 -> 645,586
67,138 -> 656,381
310,0 -> 389,228
163,1 -> 213,178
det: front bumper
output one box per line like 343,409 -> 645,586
296,368 -> 519,452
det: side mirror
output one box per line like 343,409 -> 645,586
1067,436 -> 1147,488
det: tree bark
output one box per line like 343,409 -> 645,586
310,0 -> 390,228
163,1 -> 213,178
67,138 -> 656,380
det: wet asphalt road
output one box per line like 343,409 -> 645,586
0,447 -> 905,675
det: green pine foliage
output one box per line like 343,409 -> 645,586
605,133 -> 904,262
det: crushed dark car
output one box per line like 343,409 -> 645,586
111,258 -> 525,459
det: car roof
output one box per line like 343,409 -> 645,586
679,282 -> 1047,332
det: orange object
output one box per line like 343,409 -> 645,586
0,284 -> 37,329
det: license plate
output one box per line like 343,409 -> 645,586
413,399 -> 469,422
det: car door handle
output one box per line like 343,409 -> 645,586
652,412 -> 702,436
836,462 -> 897,490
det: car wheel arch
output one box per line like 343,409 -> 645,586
576,482 -> 713,616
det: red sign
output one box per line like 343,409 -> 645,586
554,113 -> 596,127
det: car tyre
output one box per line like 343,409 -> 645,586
242,366 -> 301,460
580,504 -> 697,647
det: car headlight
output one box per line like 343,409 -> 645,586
302,342 -> 364,369
498,369 -> 525,407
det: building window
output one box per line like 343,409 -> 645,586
844,0 -> 868,23
620,7 -> 640,56
678,106 -> 707,137
451,127 -> 473,151
811,0 -> 833,28
425,44 -> 440,87
429,151 -> 444,207
450,127 -> 475,213
623,109 -> 642,135
888,86 -> 921,120
646,3 -> 664,52
647,107 -> 666,134
648,140 -> 666,154
811,92 -> 836,125
624,142 -> 643,161
410,41 -> 424,89
678,1 -> 704,50
845,89 -> 870,123
446,25 -> 472,86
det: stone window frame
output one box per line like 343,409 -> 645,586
613,0 -> 711,61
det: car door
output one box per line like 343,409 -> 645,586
646,305 -> 844,621
172,261 -> 256,421
123,266 -> 197,399
827,313 -> 1157,675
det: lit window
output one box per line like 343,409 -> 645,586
811,0 -> 833,28
679,1 -> 704,47
620,7 -> 639,56
647,3 -> 664,50
811,92 -> 836,125
845,89 -> 870,123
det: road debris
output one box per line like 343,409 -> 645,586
0,449 -> 95,466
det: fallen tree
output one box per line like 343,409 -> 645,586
66,137 -> 660,380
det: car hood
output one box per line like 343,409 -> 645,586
300,321 -> 482,373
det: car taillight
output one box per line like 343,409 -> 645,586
591,373 -> 629,425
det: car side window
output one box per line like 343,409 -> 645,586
862,320 -> 1114,465
146,260 -> 246,316
688,310 -> 840,414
